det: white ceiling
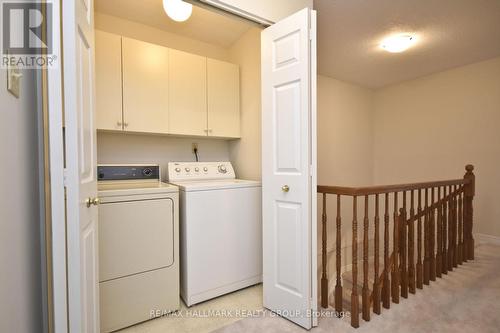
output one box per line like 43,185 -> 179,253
95,0 -> 252,48
315,0 -> 500,88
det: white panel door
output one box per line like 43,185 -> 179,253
122,37 -> 169,134
95,30 -> 123,131
168,49 -> 207,136
207,58 -> 240,138
261,8 -> 317,329
63,0 -> 99,332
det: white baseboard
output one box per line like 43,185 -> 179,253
475,233 -> 500,246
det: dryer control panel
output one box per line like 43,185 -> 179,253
167,162 -> 236,182
98,164 -> 160,181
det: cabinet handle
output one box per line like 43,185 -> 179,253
117,121 -> 122,127
282,185 -> 290,192
123,122 -> 129,128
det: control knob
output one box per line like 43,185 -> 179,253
142,168 -> 153,177
218,165 -> 227,174
175,167 -> 181,173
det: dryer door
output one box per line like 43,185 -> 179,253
99,198 -> 174,281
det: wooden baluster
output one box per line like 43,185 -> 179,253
408,190 -> 416,294
335,195 -> 343,312
416,189 -> 423,289
457,189 -> 463,265
362,196 -> 370,321
442,186 -> 448,274
382,193 -> 391,309
321,193 -> 328,308
447,185 -> 454,272
373,194 -> 381,315
400,192 -> 408,298
423,188 -> 430,285
391,192 -> 400,304
436,187 -> 442,278
452,185 -> 458,268
351,196 -> 360,328
464,165 -> 475,260
430,187 -> 436,281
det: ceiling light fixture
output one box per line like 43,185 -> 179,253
163,0 -> 193,22
380,34 -> 416,53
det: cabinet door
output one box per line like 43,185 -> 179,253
207,59 -> 240,138
95,30 -> 123,131
122,37 -> 169,134
169,49 -> 207,136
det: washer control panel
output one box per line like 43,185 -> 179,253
167,162 -> 236,181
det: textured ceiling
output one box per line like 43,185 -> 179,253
315,0 -> 500,88
95,0 -> 252,48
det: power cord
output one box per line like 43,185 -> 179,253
194,147 -> 199,162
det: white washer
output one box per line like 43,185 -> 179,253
167,161 -> 262,306
98,165 -> 179,332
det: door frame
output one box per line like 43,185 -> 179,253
45,0 -> 69,332
46,1 -> 317,332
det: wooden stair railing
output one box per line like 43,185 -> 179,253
318,164 -> 475,328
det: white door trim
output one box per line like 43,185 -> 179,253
46,0 -> 68,331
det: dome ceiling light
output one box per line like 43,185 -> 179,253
163,0 -> 193,22
380,34 -> 416,53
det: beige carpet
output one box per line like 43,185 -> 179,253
214,243 -> 500,333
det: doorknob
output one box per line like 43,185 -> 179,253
281,185 -> 290,192
85,197 -> 100,208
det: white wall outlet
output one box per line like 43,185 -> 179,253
7,63 -> 22,98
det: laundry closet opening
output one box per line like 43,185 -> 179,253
93,1 -> 264,332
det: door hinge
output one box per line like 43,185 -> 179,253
63,168 -> 68,187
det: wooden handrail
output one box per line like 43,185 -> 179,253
317,178 -> 469,196
318,165 -> 475,329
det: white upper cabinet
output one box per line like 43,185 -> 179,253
95,33 -> 240,138
207,59 -> 240,138
122,37 -> 169,134
95,30 -> 123,131
168,49 -> 207,136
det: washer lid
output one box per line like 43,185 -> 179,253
98,181 -> 178,197
170,179 -> 262,191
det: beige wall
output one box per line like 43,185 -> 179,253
228,28 -> 262,180
373,56 -> 500,237
97,132 -> 230,179
0,69 -> 43,332
95,13 -> 231,61
318,75 -> 374,187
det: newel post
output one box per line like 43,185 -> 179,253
463,164 -> 475,260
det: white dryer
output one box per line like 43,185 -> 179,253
167,162 -> 262,306
98,165 -> 179,332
